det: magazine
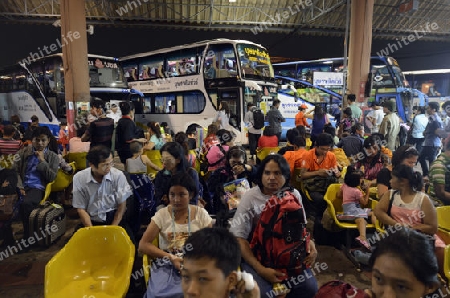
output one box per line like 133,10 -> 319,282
223,178 -> 250,210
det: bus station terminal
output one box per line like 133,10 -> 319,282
0,0 -> 450,297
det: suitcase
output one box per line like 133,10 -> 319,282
29,202 -> 66,247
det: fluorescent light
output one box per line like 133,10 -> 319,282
229,0 -> 236,2
323,61 -> 333,64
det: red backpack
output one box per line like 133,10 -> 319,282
315,280 -> 367,298
249,188 -> 310,280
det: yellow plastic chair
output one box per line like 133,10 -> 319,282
306,138 -> 312,150
68,152 -> 87,171
42,162 -> 76,204
445,245 -> 450,281
256,147 -> 280,161
144,150 -> 163,177
45,226 -> 135,298
437,206 -> 450,231
323,183 -> 375,268
0,154 -> 15,169
143,236 -> 160,286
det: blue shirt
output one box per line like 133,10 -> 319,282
423,114 -> 443,147
23,149 -> 46,190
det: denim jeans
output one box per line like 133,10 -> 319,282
418,146 -> 439,177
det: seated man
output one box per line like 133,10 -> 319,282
72,145 -> 133,236
182,227 -> 260,298
283,135 -> 307,175
429,137 -> 450,206
337,123 -> 364,158
14,126 -> 59,238
300,133 -> 340,217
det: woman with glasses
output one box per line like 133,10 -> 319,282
206,146 -> 257,215
154,142 -> 201,210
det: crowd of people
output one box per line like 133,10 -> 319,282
1,94 -> 450,298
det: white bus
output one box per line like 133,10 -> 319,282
0,54 -> 140,135
120,39 -> 278,145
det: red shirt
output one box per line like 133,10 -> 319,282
258,135 -> 278,148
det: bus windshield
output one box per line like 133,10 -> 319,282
88,57 -> 128,88
237,43 -> 273,80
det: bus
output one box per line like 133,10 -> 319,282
120,38 -> 278,145
404,69 -> 450,105
273,56 -> 426,122
0,54 -> 141,135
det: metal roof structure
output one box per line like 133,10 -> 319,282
0,0 -> 449,42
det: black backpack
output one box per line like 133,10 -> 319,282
252,109 -> 265,130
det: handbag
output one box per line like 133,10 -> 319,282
303,175 -> 338,193
0,194 -> 18,221
146,259 -> 184,298
315,280 -> 367,298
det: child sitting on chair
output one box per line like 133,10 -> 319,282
126,141 -> 161,174
340,166 -> 374,251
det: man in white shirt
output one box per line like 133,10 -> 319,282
106,103 -> 121,124
72,145 -> 133,237
366,102 -> 384,134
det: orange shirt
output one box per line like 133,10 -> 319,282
283,148 -> 307,174
300,148 -> 337,171
295,111 -> 309,127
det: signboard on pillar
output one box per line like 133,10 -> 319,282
358,81 -> 366,102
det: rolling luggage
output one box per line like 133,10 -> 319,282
29,202 -> 66,247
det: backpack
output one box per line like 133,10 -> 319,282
252,109 -> 265,130
315,280 -> 367,298
249,188 -> 310,279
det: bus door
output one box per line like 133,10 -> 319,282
217,87 -> 241,131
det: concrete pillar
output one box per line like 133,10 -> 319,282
347,0 -> 374,103
60,0 -> 90,137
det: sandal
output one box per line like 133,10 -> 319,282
356,236 -> 371,251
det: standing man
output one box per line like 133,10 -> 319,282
419,102 -> 443,179
429,137 -> 450,206
379,101 -> 400,151
347,94 -> 362,122
295,104 -> 309,127
366,102 -> 384,134
72,145 -> 133,237
81,97 -> 115,151
244,102 -> 262,160
266,99 -> 285,143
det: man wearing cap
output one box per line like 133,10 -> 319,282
379,101 -> 400,151
244,102 -> 262,160
295,104 -> 310,127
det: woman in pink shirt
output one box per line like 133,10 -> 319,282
375,164 -> 445,279
206,129 -> 233,172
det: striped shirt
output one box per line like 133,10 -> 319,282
88,117 -> 114,149
0,138 -> 23,155
429,153 -> 450,206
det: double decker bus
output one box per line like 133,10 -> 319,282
273,56 -> 425,122
404,69 -> 450,105
0,54 -> 140,135
120,39 -> 278,145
